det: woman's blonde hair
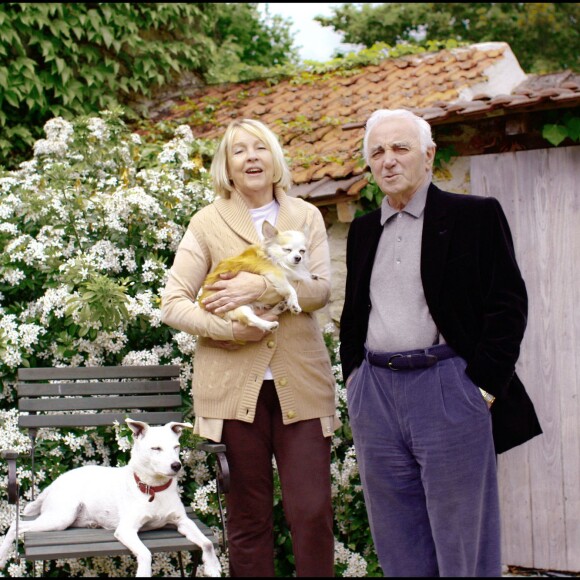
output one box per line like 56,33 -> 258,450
210,119 -> 293,198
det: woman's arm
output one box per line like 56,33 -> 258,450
161,228 -> 237,341
161,227 -> 278,342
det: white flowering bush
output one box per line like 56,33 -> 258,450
0,111 -> 379,576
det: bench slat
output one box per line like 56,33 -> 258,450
19,394 -> 182,412
24,519 -> 214,547
24,522 -> 214,547
19,411 -> 184,428
18,365 -> 181,381
17,380 -> 181,397
23,511 -> 217,561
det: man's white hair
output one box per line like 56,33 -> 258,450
363,109 -> 436,163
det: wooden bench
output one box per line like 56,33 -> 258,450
0,365 -> 224,577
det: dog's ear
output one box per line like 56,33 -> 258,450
167,422 -> 193,436
262,220 -> 278,241
126,418 -> 149,439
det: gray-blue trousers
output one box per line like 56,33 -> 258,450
347,347 -> 501,577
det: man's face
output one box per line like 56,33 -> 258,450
367,117 -> 435,206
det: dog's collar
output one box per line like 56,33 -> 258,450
133,472 -> 172,502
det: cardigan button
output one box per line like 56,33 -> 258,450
279,378 -> 288,386
267,340 -> 275,348
287,410 -> 296,419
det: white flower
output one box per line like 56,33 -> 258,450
87,117 -> 110,142
191,480 -> 217,514
43,117 -> 74,142
174,332 -> 197,356
174,125 -> 194,142
1,268 -> 26,285
33,117 -> 74,157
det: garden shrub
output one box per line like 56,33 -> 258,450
0,111 -> 379,576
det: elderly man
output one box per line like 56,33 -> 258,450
339,109 -> 542,577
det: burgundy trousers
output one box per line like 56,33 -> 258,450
222,380 -> 334,577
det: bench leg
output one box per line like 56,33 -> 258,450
190,550 -> 201,577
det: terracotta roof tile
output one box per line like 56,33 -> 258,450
149,43 -> 580,206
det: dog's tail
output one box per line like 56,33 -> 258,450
0,520 -> 18,567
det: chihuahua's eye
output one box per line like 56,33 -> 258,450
151,446 -> 162,452
283,248 -> 291,253
299,249 -> 306,255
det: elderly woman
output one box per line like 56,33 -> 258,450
161,119 -> 338,577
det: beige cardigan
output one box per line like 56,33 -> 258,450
161,188 -> 338,432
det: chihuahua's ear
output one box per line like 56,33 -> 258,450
262,220 -> 279,240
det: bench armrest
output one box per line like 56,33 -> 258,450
1,450 -> 20,504
195,441 -> 230,494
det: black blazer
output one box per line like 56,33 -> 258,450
340,183 -> 542,454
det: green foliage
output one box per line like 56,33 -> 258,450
65,275 -> 132,337
0,3 -> 218,167
207,3 -> 298,83
357,173 -> 385,217
433,144 -> 459,169
315,3 -> 580,74
542,112 -> 580,146
0,3 -> 298,168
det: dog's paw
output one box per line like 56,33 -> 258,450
288,302 -> 301,315
201,557 -> 222,577
265,320 -> 279,331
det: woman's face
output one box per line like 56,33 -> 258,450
227,128 -> 275,207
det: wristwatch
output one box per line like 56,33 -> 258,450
479,388 -> 496,407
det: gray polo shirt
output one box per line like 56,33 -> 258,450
366,178 -> 443,353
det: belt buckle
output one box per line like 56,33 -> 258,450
424,354 -> 438,367
387,354 -> 403,371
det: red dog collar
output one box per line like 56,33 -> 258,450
134,472 -> 172,502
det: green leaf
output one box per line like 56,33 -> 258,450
55,57 -> 66,75
565,117 -> 580,142
101,27 -> 114,49
72,26 -> 84,40
542,124 -> 568,147
4,90 -> 20,108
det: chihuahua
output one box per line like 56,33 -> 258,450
199,221 -> 311,332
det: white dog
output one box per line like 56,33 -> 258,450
0,419 -> 221,577
199,220 -> 312,332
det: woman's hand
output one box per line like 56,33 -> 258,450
206,313 -> 279,350
232,315 -> 279,342
202,271 -> 266,315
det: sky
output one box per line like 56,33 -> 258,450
258,3 -> 361,62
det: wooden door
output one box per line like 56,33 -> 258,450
471,146 -> 580,572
